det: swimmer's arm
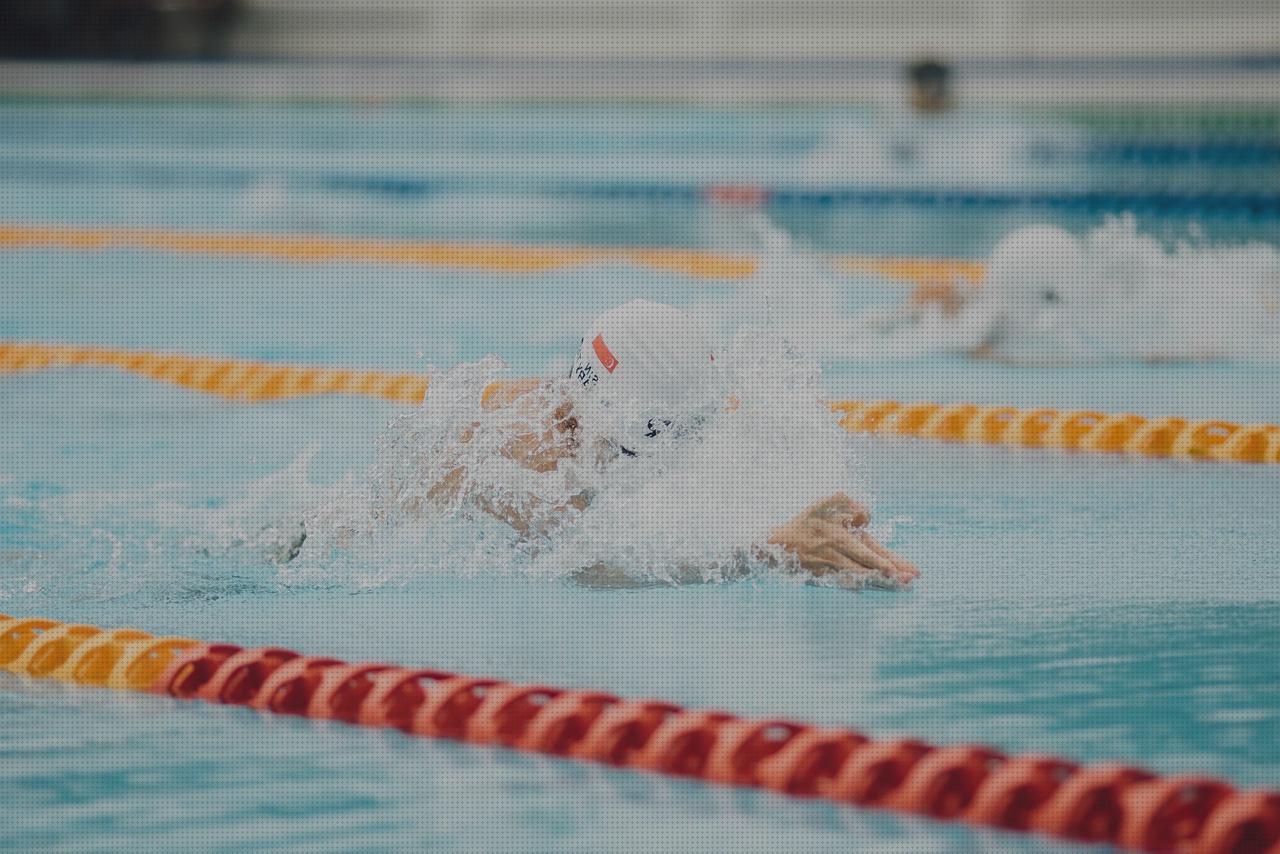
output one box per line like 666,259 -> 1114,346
482,380 -> 580,475
572,495 -> 917,590
862,276 -> 970,336
765,493 -> 918,586
571,557 -> 747,590
421,384 -> 578,519
425,466 -> 586,537
472,490 -> 589,539
908,274 -> 970,317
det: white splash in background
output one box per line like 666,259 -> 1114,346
840,215 -> 1280,364
800,113 -> 1085,188
695,216 -> 865,361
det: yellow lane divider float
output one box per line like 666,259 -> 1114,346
0,615 -> 197,692
0,223 -> 985,285
2,341 -> 1277,464
0,341 -> 430,405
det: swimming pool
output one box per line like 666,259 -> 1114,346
2,99 -> 1278,851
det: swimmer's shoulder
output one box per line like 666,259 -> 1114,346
480,378 -> 547,412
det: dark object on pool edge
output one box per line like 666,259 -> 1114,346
4,615 -> 1279,852
907,59 -> 954,113
0,0 -> 241,60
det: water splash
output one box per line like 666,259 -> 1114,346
292,329 -> 876,588
0,447 -> 355,602
541,326 -> 868,586
696,215 -> 866,361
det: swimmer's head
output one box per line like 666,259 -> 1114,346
988,225 -> 1083,307
570,300 -> 720,455
906,58 -> 953,113
984,225 -> 1084,343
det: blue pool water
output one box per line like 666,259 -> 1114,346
2,99 -> 1279,851
3,101 -> 1280,254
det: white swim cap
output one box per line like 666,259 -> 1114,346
983,225 -> 1085,348
988,225 -> 1083,304
570,300 -> 720,453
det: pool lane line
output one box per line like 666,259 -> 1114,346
829,401 -> 1280,465
0,342 -> 432,406
1,613 -> 1277,854
0,223 -> 984,286
2,342 -> 1278,465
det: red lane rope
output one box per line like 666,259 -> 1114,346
3,610 -> 1276,851
133,638 -> 1277,853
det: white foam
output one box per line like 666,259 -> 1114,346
694,215 -> 864,362
542,326 -> 866,584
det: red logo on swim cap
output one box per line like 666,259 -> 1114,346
592,334 -> 618,373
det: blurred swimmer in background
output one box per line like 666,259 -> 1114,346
802,57 -> 1082,186
418,300 -> 918,589
907,59 -> 954,114
873,217 -> 1280,364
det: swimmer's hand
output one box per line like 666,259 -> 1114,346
767,493 -> 919,587
909,274 -> 968,317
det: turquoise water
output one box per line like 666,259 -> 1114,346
3,101 -> 1280,253
2,100 -> 1279,851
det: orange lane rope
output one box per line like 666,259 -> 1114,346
2,341 -> 1277,464
0,341 -> 430,405
2,614 -> 1277,853
827,400 -> 1280,465
0,223 -> 984,285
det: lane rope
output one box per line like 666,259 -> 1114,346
0,223 -> 984,285
828,400 -> 1280,465
2,341 -> 1277,465
2,613 -> 1277,854
0,341 -> 431,405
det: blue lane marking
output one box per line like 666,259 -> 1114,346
3,156 -> 1280,218
1081,142 -> 1280,167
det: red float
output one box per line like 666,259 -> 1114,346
129,631 -> 1280,853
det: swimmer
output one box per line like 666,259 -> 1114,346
887,221 -> 1280,364
906,59 -> 954,114
427,300 -> 918,589
868,225 -> 1085,362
